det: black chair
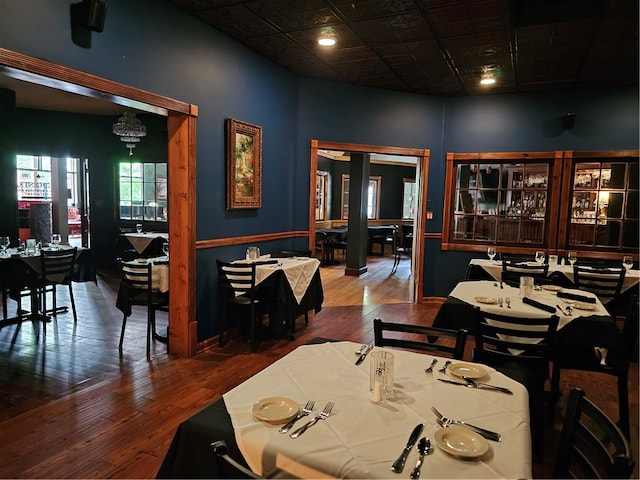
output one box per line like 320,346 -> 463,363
314,231 -> 331,264
553,388 -> 635,479
501,259 -> 549,287
550,293 -> 638,438
391,227 -> 409,275
39,247 -> 78,324
369,226 -> 396,256
211,440 -> 263,479
216,260 -> 269,353
472,308 -> 559,463
373,318 -> 467,359
117,259 -> 169,358
573,264 -> 625,310
400,224 -> 413,253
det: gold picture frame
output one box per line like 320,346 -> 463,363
226,118 -> 262,209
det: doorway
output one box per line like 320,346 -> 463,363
309,140 -> 430,304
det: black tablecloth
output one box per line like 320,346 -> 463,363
259,267 -> 324,339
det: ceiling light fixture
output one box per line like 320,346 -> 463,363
112,112 -> 147,155
480,74 -> 496,85
318,34 -> 336,47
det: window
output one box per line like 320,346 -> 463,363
17,155 -> 52,200
565,153 -> 639,250
315,171 -> 328,221
118,162 -> 167,221
341,174 -> 381,220
402,179 -> 416,219
442,150 -> 638,257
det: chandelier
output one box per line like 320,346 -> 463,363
112,112 -> 147,155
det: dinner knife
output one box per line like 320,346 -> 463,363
355,344 -> 373,365
391,423 -> 423,473
438,378 -> 513,395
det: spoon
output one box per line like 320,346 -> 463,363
410,437 -> 430,479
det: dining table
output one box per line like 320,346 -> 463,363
233,255 -> 324,338
432,279 -> 626,366
0,245 -> 94,327
466,258 -> 640,294
122,232 -> 169,255
158,340 -> 532,479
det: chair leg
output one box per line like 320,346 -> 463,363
617,370 -> 630,438
219,303 -> 226,347
68,284 -> 77,323
146,309 -> 152,359
249,304 -> 257,353
119,314 -> 127,353
2,287 -> 7,321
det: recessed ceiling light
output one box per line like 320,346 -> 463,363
318,35 -> 336,47
480,75 -> 496,85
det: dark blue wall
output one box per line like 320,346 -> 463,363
2,0 -> 638,341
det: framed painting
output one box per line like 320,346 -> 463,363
226,118 -> 262,209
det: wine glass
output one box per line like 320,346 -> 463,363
51,233 -> 61,250
567,251 -> 577,266
535,251 -> 545,265
623,255 -> 633,271
136,223 -> 143,234
487,246 -> 496,262
0,236 -> 9,256
162,242 -> 169,257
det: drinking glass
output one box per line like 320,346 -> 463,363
369,350 -> 394,404
162,243 -> 169,257
51,233 -> 61,250
136,223 -> 143,234
623,255 -> 633,271
567,251 -> 577,266
487,246 -> 496,262
0,236 -> 9,255
535,251 -> 545,265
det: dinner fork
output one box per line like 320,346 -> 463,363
431,406 -> 501,442
438,360 -> 451,374
279,400 -> 315,433
425,358 -> 437,373
290,402 -> 334,438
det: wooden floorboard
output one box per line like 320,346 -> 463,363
0,254 -> 637,478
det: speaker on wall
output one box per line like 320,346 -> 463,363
71,0 -> 107,32
563,112 -> 576,129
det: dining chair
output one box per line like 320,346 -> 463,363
472,307 -> 559,463
216,260 -> 269,353
211,440 -> 264,479
550,292 -> 638,438
391,227 -> 409,275
572,264 -> 625,311
373,318 -> 468,359
501,259 -> 549,287
117,259 -> 169,358
39,247 -> 78,324
369,226 -> 396,256
553,388 -> 635,479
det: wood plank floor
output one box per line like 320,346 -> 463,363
0,254 -> 637,478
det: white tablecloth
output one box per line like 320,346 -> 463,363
125,257 -> 169,293
123,232 -> 168,254
234,256 -> 320,304
469,258 -> 639,293
223,341 -> 531,479
450,280 -> 609,332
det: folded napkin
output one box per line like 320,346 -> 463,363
522,297 -> 557,313
557,291 -> 596,304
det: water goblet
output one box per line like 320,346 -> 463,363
535,251 -> 545,265
51,233 -> 61,250
487,246 -> 496,262
136,223 -> 143,234
567,251 -> 577,266
162,243 -> 169,257
622,255 -> 633,271
0,236 -> 9,256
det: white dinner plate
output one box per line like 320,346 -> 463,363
571,301 -> 597,311
252,397 -> 299,424
434,425 -> 489,459
542,285 -> 563,292
447,362 -> 488,379
474,296 -> 498,305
